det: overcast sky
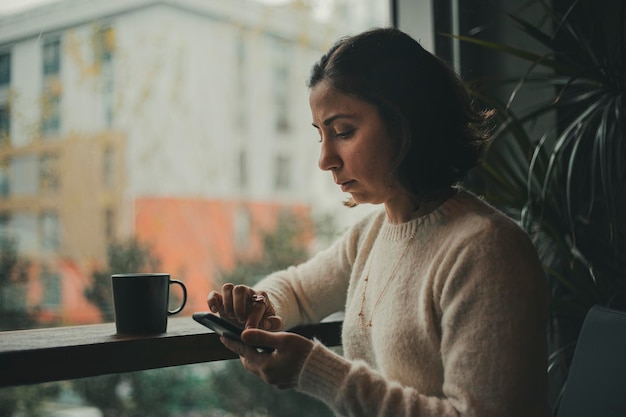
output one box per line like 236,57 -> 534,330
0,0 -> 294,16
0,0 -> 58,15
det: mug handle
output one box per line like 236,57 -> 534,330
168,279 -> 187,315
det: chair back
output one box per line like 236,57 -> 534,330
557,305 -> 626,417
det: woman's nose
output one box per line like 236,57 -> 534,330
318,139 -> 341,171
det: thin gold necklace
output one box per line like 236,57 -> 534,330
358,228 -> 417,328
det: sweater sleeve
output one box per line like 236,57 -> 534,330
298,343 -> 460,416
294,215 -> 551,417
254,211 -> 382,329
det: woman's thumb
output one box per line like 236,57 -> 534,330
241,328 -> 280,351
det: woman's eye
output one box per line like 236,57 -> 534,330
335,129 -> 354,139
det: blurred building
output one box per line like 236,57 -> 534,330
0,0 -> 389,324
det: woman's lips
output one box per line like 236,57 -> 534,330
339,180 -> 355,192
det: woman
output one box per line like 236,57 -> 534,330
207,27 -> 551,417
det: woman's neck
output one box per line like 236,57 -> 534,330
384,188 -> 456,224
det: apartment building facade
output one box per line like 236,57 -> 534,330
0,0 -> 389,324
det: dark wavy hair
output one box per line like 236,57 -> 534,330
308,27 -> 493,204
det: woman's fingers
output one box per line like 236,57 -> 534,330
210,283 -> 281,330
232,284 -> 253,323
221,283 -> 235,319
206,291 -> 223,314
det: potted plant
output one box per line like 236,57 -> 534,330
452,0 -> 625,411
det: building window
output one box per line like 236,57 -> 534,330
235,32 -> 247,131
0,159 -> 8,198
0,213 -> 8,235
0,105 -> 9,142
43,39 -> 60,76
41,89 -> 61,137
0,281 -> 27,313
40,210 -> 60,252
234,207 -> 250,249
42,38 -> 61,137
11,212 -> 38,255
237,149 -> 248,189
41,268 -> 61,309
274,154 -> 291,190
96,25 -> 115,127
271,37 -> 291,133
0,52 -> 9,86
94,25 -> 115,65
39,153 -> 60,194
103,146 -> 115,187
103,70 -> 114,127
10,155 -> 38,196
104,208 -> 115,241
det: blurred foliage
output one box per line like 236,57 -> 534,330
219,210 -> 310,287
72,367 -> 220,417
0,385 -> 60,417
84,238 -> 161,322
0,235 -> 34,331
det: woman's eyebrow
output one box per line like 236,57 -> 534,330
312,113 -> 357,128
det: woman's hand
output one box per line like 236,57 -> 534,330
207,283 -> 283,331
221,329 -> 314,390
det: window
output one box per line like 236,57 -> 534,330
39,153 -> 60,193
0,280 -> 27,313
40,210 -> 61,252
41,268 -> 61,308
11,211 -> 38,255
274,154 -> 290,190
272,37 -> 291,132
0,0 -> 390,324
234,32 -> 247,131
0,159 -> 8,197
10,155 -> 38,196
43,38 -> 60,76
102,146 -> 114,187
0,0 -> 391,413
41,87 -> 60,136
0,51 -> 9,85
103,68 -> 114,127
96,25 -> 115,127
234,206 -> 251,249
42,38 -> 61,136
0,212 -> 8,235
94,25 -> 114,65
104,207 -> 114,241
0,104 -> 9,141
237,149 -> 248,189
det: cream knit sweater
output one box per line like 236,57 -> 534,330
256,190 -> 551,417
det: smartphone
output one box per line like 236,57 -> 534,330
192,312 -> 274,353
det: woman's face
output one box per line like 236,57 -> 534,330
309,80 -> 402,206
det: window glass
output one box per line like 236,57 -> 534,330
42,38 -> 61,76
40,210 -> 61,252
0,104 -> 9,140
0,0 -> 389,414
0,158 -> 8,197
10,155 -> 38,196
0,51 -> 9,85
